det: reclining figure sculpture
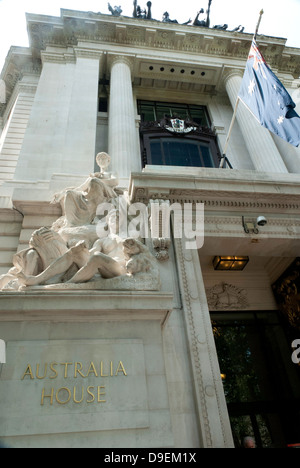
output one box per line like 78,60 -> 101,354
0,153 -> 160,292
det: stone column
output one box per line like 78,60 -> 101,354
0,75 -> 38,181
63,50 -> 102,174
14,49 -> 101,181
271,85 -> 300,174
108,55 -> 141,184
173,237 -> 234,448
224,70 -> 288,173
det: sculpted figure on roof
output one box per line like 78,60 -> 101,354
162,12 -> 191,25
193,0 -> 212,28
108,3 -> 123,16
133,0 -> 152,20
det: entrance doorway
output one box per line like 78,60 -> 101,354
211,311 -> 300,448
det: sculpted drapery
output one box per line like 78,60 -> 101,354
0,153 -> 160,291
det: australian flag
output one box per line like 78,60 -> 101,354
238,39 -> 300,147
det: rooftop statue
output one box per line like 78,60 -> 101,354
106,0 -> 243,34
212,24 -> 245,32
162,12 -> 178,24
108,3 -> 123,16
162,12 -> 191,25
230,25 -> 245,33
193,0 -> 212,28
133,0 -> 152,20
213,24 -> 228,30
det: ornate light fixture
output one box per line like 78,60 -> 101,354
213,256 -> 249,271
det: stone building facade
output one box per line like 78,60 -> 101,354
0,8 -> 299,448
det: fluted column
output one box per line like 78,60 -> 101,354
224,70 -> 288,173
108,55 -> 141,183
272,85 -> 300,173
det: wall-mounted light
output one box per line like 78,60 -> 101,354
213,256 -> 249,271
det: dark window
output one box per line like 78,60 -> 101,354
138,100 -> 220,168
138,100 -> 210,127
99,97 -> 108,113
212,311 -> 300,448
149,137 -> 215,167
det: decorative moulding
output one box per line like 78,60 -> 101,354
129,170 -> 300,214
0,290 -> 173,325
206,282 -> 249,310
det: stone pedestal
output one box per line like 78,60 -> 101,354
0,291 -> 174,448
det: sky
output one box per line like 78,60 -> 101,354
0,0 -> 300,71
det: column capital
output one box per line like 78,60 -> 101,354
107,53 -> 135,76
222,67 -> 244,87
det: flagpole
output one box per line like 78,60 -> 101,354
219,97 -> 240,168
219,9 -> 264,169
254,9 -> 264,40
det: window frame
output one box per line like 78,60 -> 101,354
140,126 -> 221,168
138,100 -> 212,127
138,100 -> 221,169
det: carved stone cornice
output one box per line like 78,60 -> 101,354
23,10 -> 300,78
41,47 -> 76,64
129,169 -> 300,215
1,9 -> 296,110
0,47 -> 41,117
41,45 -> 103,65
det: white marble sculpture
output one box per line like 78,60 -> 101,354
0,154 -> 160,291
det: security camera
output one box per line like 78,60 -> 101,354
256,216 -> 268,227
